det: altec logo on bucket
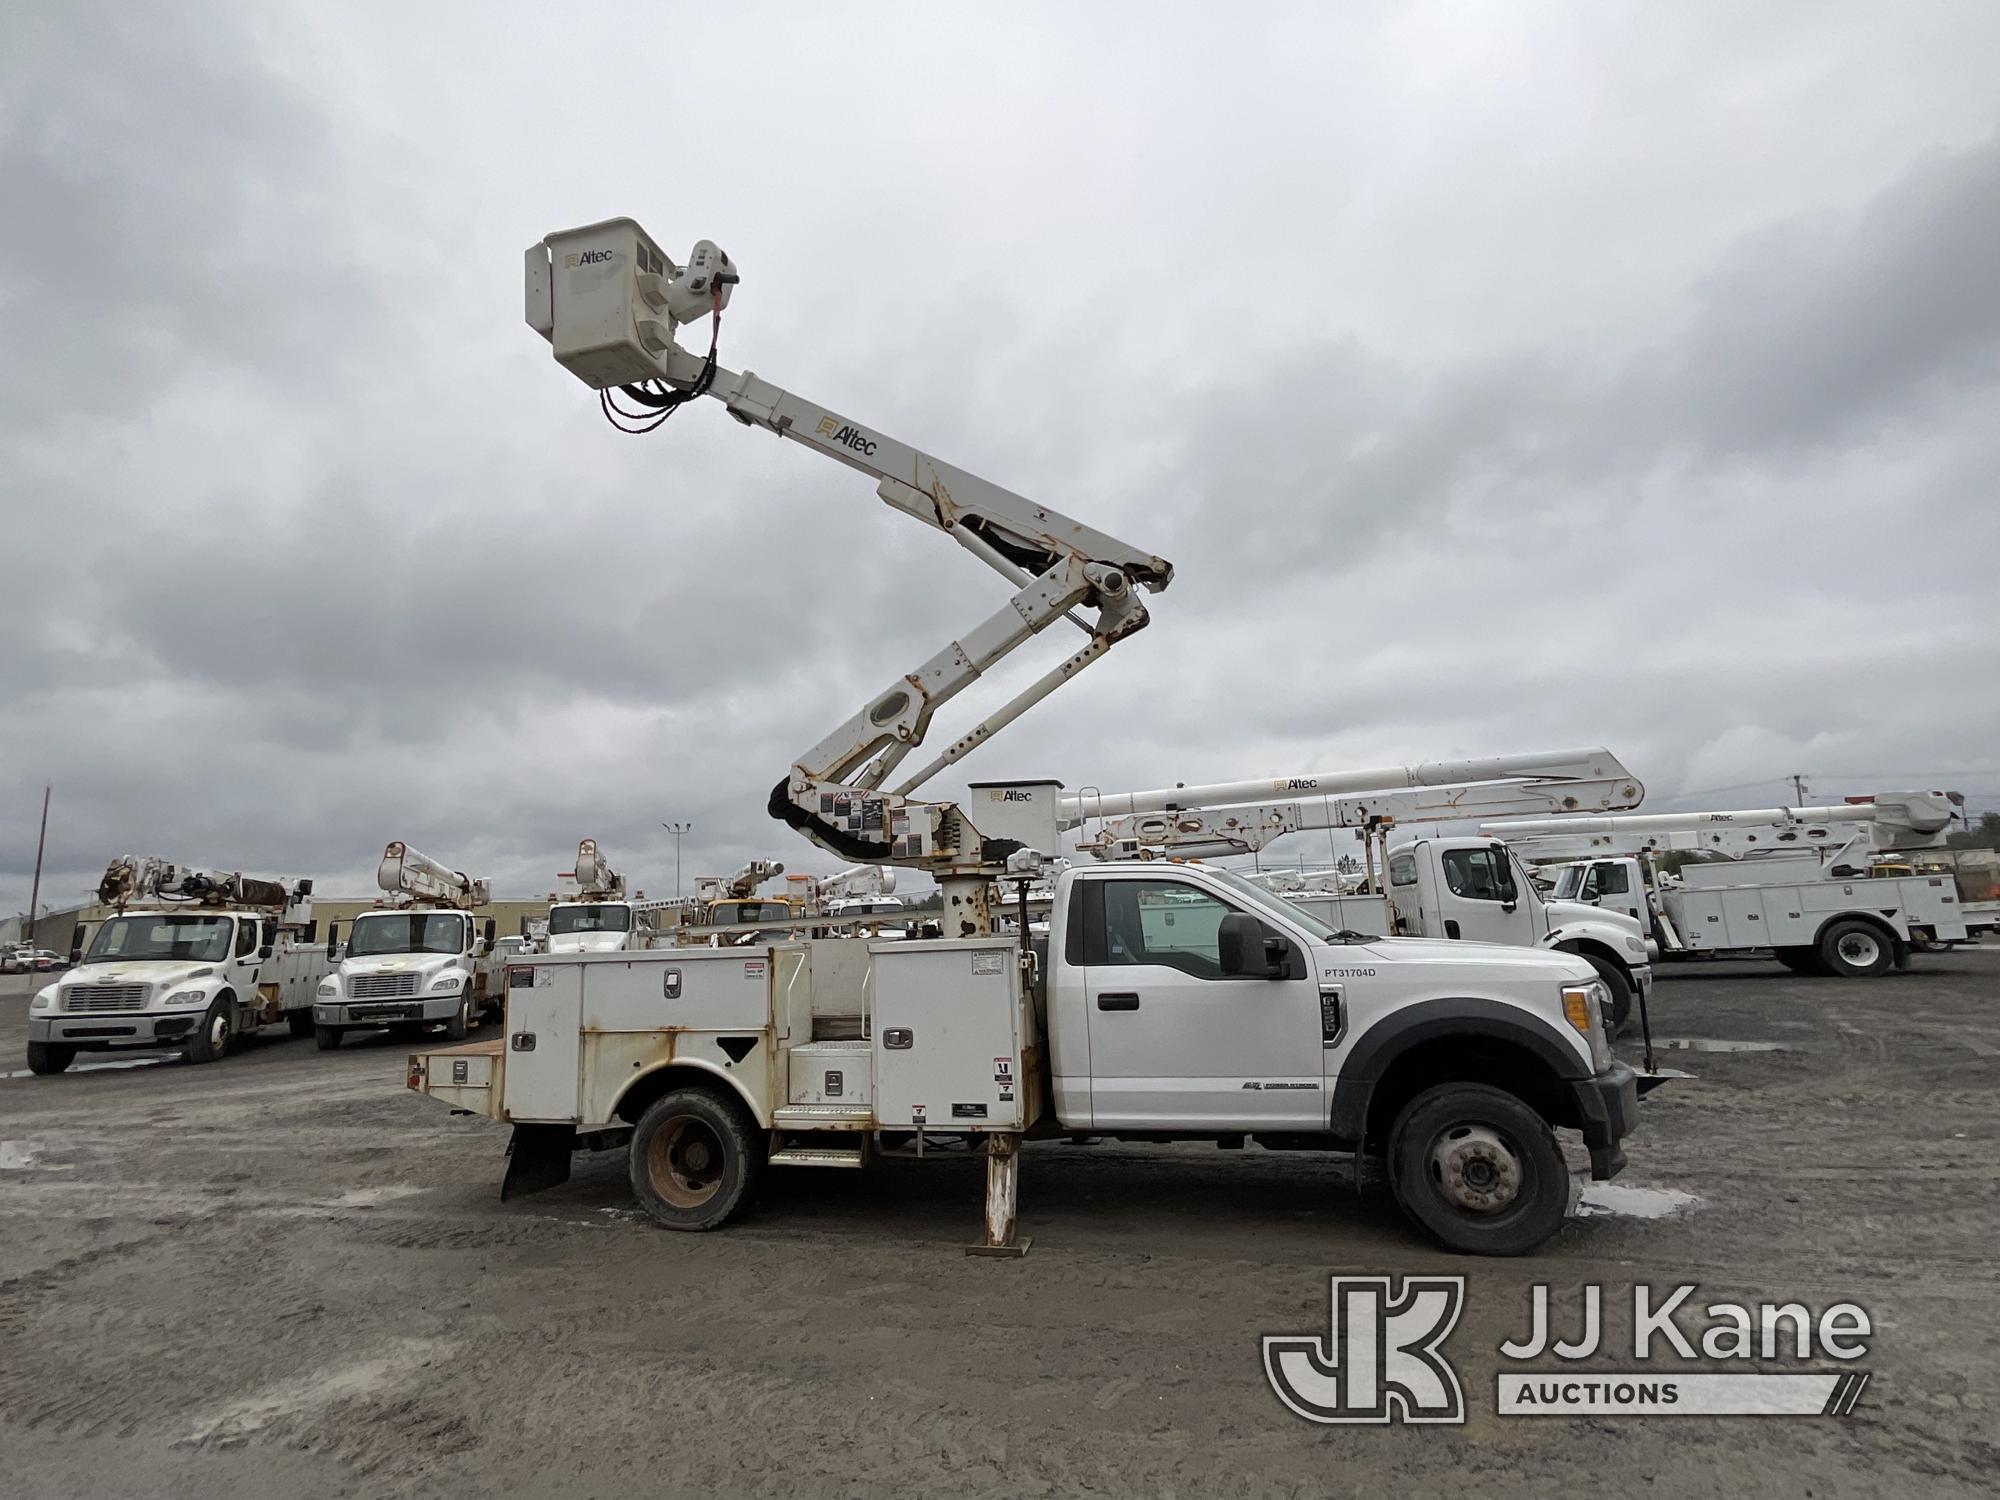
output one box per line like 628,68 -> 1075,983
1264,1278 -> 1873,1424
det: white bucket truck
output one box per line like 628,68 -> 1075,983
1490,791 -> 1971,977
312,842 -> 499,1049
28,856 -> 330,1073
544,839 -> 642,954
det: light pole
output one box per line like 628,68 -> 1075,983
663,822 -> 692,898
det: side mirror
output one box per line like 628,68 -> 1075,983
483,918 -> 497,948
69,926 -> 86,963
326,921 -> 340,962
1218,913 -> 1286,979
258,944 -> 274,961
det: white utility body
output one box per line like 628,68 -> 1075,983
1075,749 -> 1658,1030
1491,792 -> 1971,977
28,857 -> 331,1073
313,842 -> 501,1048
431,214 -> 1670,1255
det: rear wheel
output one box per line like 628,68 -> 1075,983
26,1041 -> 76,1075
628,1088 -> 764,1231
1388,1083 -> 1569,1257
315,1025 -> 342,1051
1819,920 -> 1895,978
187,997 -> 234,1064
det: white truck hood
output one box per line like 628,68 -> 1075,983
1544,899 -> 1643,936
1335,936 -> 1595,981
544,932 -> 628,955
341,954 -> 459,979
62,960 -> 218,990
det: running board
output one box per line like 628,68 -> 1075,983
769,1145 -> 867,1168
772,1104 -> 875,1129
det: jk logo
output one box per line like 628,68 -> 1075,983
1263,1276 -> 1466,1424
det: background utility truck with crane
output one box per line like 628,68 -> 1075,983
27,856 -> 330,1073
313,842 -> 500,1049
544,839 -> 641,954
1071,748 -> 1657,1030
404,213 -> 1663,1258
1489,791 -> 1972,977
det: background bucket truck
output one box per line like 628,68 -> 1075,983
1488,791 -> 1974,977
312,842 -> 500,1049
1070,748 -> 1658,1030
402,214 -> 1662,1260
27,856 -> 330,1073
544,839 -> 642,954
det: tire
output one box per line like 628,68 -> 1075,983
1775,947 -> 1827,976
187,996 -> 235,1064
288,1010 -> 316,1039
1579,954 -> 1633,1034
1388,1083 -> 1570,1257
26,1041 -> 76,1075
315,1025 -> 342,1051
444,994 -> 471,1041
1818,919 -> 1895,979
628,1088 -> 765,1232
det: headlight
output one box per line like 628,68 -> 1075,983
317,977 -> 338,995
1623,936 -> 1647,956
162,988 -> 209,1007
429,973 -> 463,991
30,989 -> 54,1012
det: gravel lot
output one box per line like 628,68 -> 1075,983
1,950 -> 1996,1498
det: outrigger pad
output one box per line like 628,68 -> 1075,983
501,1123 -> 576,1200
1635,1069 -> 1692,1098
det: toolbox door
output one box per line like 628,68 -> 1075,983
502,963 -> 584,1121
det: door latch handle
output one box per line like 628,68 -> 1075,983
1096,992 -> 1140,1011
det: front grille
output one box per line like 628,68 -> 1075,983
67,984 -> 148,1012
349,973 -> 420,999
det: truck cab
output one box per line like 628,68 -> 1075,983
313,906 -> 497,1049
1550,857 -> 1649,930
545,899 -> 639,954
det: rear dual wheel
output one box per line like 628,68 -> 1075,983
1819,920 -> 1896,979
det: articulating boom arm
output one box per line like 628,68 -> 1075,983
1074,748 -> 1644,860
528,218 -> 1171,883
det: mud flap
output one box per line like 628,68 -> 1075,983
501,1123 -> 576,1200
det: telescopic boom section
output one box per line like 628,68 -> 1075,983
377,842 -> 490,910
95,855 -> 298,913
527,217 -> 1172,886
1074,748 -> 1645,860
1488,790 -> 1960,854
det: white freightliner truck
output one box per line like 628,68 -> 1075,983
404,213 -> 1662,1258
1489,792 -> 1971,977
1072,749 -> 1658,1030
544,839 -> 642,954
312,842 -> 500,1049
28,856 -> 331,1073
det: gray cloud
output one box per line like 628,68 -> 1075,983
4,2 -> 1999,916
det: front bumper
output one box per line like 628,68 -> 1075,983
30,1009 -> 205,1049
314,995 -> 461,1029
1568,1061 -> 1641,1180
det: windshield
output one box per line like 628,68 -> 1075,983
1197,867 -> 1363,942
346,911 -> 467,957
84,914 -> 234,965
712,900 -> 791,925
548,903 -> 632,935
1554,865 -> 1585,900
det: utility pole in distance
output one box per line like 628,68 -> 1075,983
663,822 -> 692,898
1791,774 -> 1809,806
27,785 -> 49,942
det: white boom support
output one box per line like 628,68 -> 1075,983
571,839 -> 625,900
377,842 -> 490,910
95,855 -> 299,915
527,219 -> 1171,913
1077,748 -> 1645,860
1489,791 -> 1958,855
697,860 -> 788,903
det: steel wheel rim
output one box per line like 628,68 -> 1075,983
209,1011 -> 230,1054
1837,931 -> 1881,967
647,1117 -> 725,1208
1427,1123 -> 1526,1214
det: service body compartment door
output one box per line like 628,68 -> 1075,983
871,938 -> 1026,1131
502,962 -> 584,1121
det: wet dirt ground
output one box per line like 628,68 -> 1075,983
2,950 -> 1997,1497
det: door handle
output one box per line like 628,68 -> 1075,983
1096,992 -> 1140,1011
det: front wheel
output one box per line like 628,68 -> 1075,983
628,1088 -> 764,1231
444,994 -> 471,1041
287,1010 -> 316,1039
26,1041 -> 76,1075
1579,954 -> 1634,1034
187,997 -> 234,1064
315,1025 -> 342,1051
1388,1083 -> 1570,1257
1819,920 -> 1895,978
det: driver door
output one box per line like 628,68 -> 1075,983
1431,845 -> 1530,945
1079,876 -> 1324,1130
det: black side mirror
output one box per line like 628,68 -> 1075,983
483,918 -> 497,946
326,921 -> 340,961
258,944 -> 274,960
1218,913 -> 1286,978
69,926 -> 86,963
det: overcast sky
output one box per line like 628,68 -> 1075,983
3,1 -> 1997,912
